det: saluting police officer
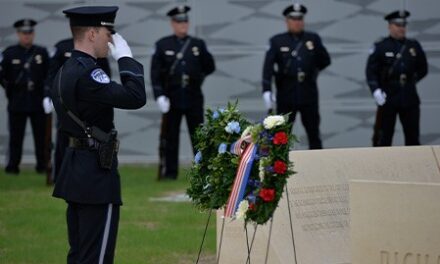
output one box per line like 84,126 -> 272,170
46,37 -> 112,182
51,6 -> 146,263
0,19 -> 49,174
367,10 -> 428,146
262,4 -> 331,149
151,5 -> 215,180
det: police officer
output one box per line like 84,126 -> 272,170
0,19 -> 49,174
366,10 -> 428,146
151,5 -> 215,180
46,37 -> 112,182
262,4 -> 331,149
51,6 -> 146,263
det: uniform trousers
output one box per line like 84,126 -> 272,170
66,202 -> 119,264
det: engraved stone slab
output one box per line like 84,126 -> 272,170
218,146 -> 440,264
350,180 -> 440,264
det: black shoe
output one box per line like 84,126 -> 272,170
35,168 -> 46,174
5,167 -> 20,175
158,175 -> 177,181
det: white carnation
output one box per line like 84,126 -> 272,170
241,125 -> 253,139
263,115 -> 285,129
235,200 -> 249,220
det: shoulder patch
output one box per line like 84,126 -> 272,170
90,68 -> 110,84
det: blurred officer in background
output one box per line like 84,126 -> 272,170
151,5 -> 215,180
262,3 -> 331,149
367,10 -> 428,146
46,37 -> 112,182
0,19 -> 49,174
51,6 -> 146,263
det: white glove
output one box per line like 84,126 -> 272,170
157,95 -> 170,113
42,97 -> 53,114
263,91 -> 276,110
373,88 -> 387,106
107,33 -> 133,61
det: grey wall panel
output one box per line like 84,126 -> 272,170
0,0 -> 439,165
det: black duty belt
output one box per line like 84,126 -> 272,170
69,137 -> 100,150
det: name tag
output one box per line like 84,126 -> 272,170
280,47 -> 289,52
165,50 -> 175,56
12,59 -> 21,64
385,52 -> 394,57
64,52 -> 72,58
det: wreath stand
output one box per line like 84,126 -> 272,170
195,186 -> 299,264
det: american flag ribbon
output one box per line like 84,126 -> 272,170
225,135 -> 257,218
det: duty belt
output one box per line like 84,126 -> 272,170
69,137 -> 100,150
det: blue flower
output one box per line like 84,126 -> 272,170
218,143 -> 227,154
212,111 -> 219,119
247,194 -> 256,204
248,179 -> 261,188
225,121 -> 241,134
218,108 -> 225,113
265,166 -> 274,173
194,151 -> 202,164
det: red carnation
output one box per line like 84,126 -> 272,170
249,203 -> 256,211
259,188 -> 275,202
273,160 -> 287,174
273,131 -> 288,145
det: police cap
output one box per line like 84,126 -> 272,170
384,10 -> 410,26
167,5 -> 191,22
63,6 -> 118,33
13,19 -> 37,33
283,3 -> 308,19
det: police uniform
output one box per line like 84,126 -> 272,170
46,38 -> 112,182
366,10 -> 428,146
0,19 -> 49,174
262,4 -> 331,149
151,5 -> 215,179
51,6 -> 146,264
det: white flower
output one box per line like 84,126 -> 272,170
263,115 -> 285,129
241,125 -> 253,139
235,200 -> 249,220
259,159 -> 265,180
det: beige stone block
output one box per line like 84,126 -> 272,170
350,180 -> 440,264
218,146 -> 440,264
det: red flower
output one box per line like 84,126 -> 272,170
273,160 -> 287,174
249,203 -> 256,211
273,132 -> 288,145
259,188 -> 275,202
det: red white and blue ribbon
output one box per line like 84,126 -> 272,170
225,135 -> 257,217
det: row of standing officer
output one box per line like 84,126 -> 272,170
154,3 -> 428,180
1,4 -> 429,179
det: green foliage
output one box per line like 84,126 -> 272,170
187,102 -> 250,210
187,103 -> 296,225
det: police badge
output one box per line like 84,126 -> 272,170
306,41 -> 314,50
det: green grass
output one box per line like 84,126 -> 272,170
0,166 -> 216,264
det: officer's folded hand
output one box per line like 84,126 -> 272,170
157,95 -> 170,113
42,97 -> 53,114
373,88 -> 387,106
108,33 -> 133,61
263,91 -> 276,110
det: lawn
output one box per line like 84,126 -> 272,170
0,166 -> 216,264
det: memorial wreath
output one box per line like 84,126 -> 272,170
187,103 -> 295,225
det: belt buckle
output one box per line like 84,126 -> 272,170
297,71 -> 305,82
87,138 -> 98,149
399,74 -> 407,86
182,74 -> 189,88
27,81 -> 34,91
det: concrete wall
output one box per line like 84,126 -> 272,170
1,0 -> 439,165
